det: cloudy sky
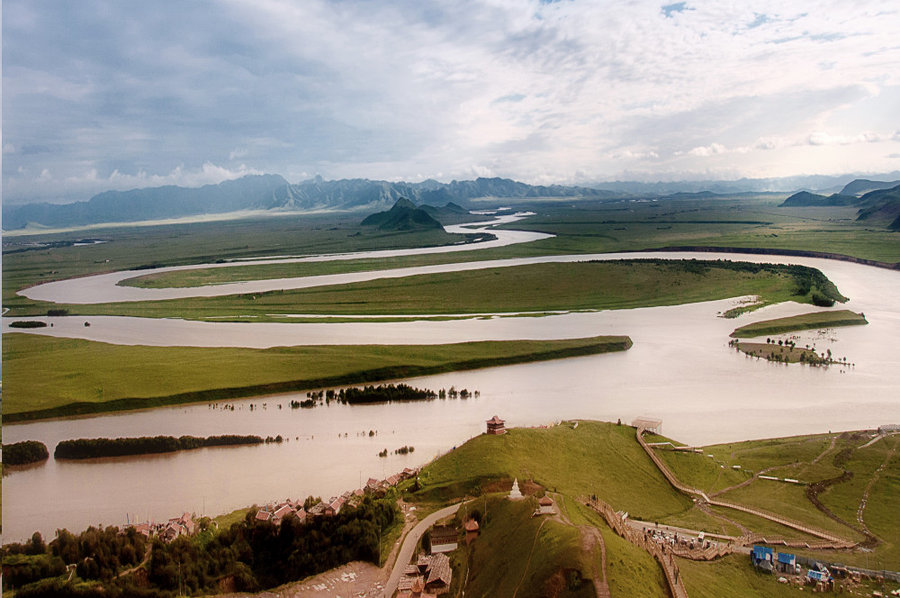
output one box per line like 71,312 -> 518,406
3,0 -> 900,203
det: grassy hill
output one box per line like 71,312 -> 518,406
413,421 -> 692,521
360,198 -> 444,231
408,421 -> 900,597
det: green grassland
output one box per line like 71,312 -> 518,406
455,487 -> 668,597
660,431 -> 900,568
730,309 -> 868,338
657,506 -> 743,537
653,448 -> 750,494
677,553 -> 814,598
415,421 -> 695,522
702,433 -> 834,472
6,260 -> 847,321
4,195 -> 894,320
2,334 -> 630,421
414,421 -> 900,597
492,198 -> 900,264
562,496 -> 669,597
1,213 -> 490,316
462,497 -> 594,598
720,479 -> 866,542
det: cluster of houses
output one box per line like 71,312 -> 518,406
253,467 -> 420,525
751,545 -> 856,591
124,512 -> 196,542
397,552 -> 453,598
397,521 -> 475,598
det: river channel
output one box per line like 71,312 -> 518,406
3,220 -> 899,542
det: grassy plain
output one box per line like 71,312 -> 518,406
493,198 -> 900,264
5,260 -> 846,321
677,553 -> 813,598
660,431 -> 900,568
4,195 -> 896,319
1,214 -> 487,317
86,197 -> 900,295
730,309 -> 868,338
2,334 -> 630,421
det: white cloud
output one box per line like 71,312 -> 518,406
688,143 -> 727,157
3,0 -> 900,200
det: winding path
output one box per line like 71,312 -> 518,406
635,427 -> 857,548
381,502 -> 462,598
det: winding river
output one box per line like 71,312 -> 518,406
3,215 -> 899,542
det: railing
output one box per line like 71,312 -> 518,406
634,426 -> 857,549
585,497 -> 689,598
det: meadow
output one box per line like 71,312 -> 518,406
729,309 -> 868,338
2,334 -> 630,421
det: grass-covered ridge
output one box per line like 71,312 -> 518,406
414,421 -> 693,521
730,309 -> 867,338
461,497 -> 596,598
2,335 -> 631,421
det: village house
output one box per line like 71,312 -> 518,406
396,576 -> 436,598
157,513 -> 197,542
464,519 -> 480,545
424,552 -> 452,594
486,415 -> 506,435
751,545 -> 774,573
326,496 -> 345,516
272,503 -> 294,523
429,525 -> 458,554
536,495 -> 555,516
399,553 -> 452,597
159,524 -> 181,543
776,551 -> 797,574
307,501 -> 328,518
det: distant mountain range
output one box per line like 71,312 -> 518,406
781,182 -> 900,230
5,172 -> 900,231
2,175 -> 615,230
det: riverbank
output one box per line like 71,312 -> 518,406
3,335 -> 632,422
654,245 -> 900,271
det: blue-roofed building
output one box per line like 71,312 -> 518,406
776,551 -> 796,573
751,546 -> 774,572
807,568 -> 833,590
807,570 -> 828,582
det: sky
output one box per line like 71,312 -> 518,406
3,0 -> 900,203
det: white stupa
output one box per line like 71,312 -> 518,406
509,478 -> 524,500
